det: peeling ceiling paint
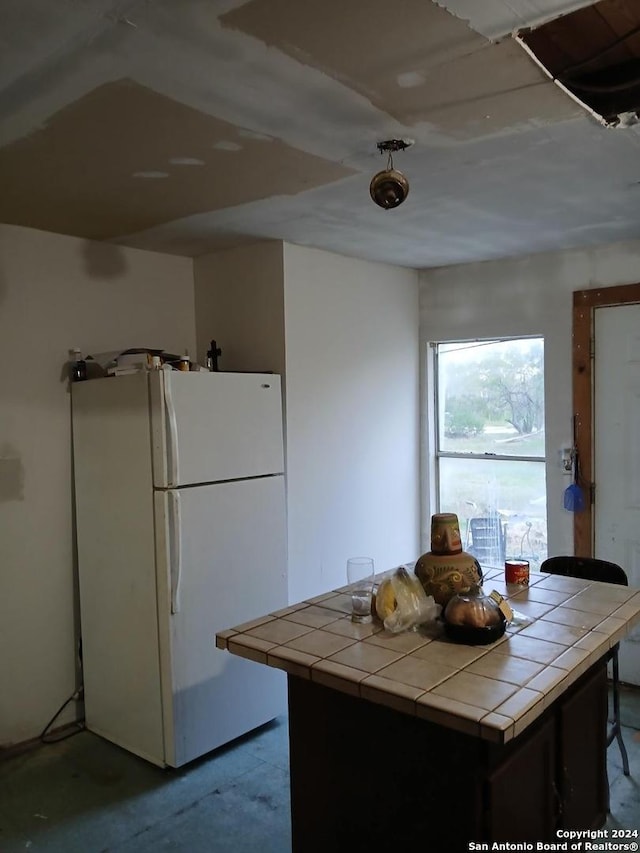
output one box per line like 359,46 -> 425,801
221,0 -> 578,137
434,0 -> 599,39
1,0 -> 639,268
518,0 -> 640,127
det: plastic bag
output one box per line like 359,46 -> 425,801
487,589 -> 532,628
508,608 -> 533,627
376,566 -> 441,633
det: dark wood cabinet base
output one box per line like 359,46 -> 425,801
287,660 -> 607,852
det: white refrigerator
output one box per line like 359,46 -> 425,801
72,370 -> 287,767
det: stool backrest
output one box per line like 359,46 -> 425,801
541,555 -> 628,587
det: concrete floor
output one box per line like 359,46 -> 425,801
606,685 -> 640,832
1,688 -> 639,852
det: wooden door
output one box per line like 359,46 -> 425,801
573,282 -> 640,557
559,662 -> 608,829
486,716 -> 557,841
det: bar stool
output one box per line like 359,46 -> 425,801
541,556 -> 630,777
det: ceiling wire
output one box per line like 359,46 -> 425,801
556,24 -> 640,78
561,72 -> 640,94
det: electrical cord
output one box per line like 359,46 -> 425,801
556,25 -> 640,79
559,73 -> 640,94
40,688 -> 85,744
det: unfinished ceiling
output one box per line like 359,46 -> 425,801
1,0 -> 640,268
0,79 -> 354,240
519,0 -> 640,126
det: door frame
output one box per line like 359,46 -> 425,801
573,282 -> 640,556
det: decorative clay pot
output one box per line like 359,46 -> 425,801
430,512 -> 462,555
414,513 -> 482,607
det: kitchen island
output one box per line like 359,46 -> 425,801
217,568 -> 640,850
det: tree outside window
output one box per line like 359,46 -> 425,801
434,338 -> 547,570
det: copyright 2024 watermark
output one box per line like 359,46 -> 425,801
468,829 -> 639,852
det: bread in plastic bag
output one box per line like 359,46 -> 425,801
375,566 -> 441,633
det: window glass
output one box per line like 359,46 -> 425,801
434,337 -> 547,571
438,339 -> 544,458
438,457 -> 547,569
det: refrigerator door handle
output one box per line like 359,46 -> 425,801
163,373 -> 180,487
169,490 -> 182,614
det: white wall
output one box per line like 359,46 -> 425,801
16,223 -> 636,749
0,225 -> 195,748
284,244 -> 420,602
419,237 -> 640,559
194,241 -> 421,604
193,242 -> 286,375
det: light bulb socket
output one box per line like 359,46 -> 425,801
369,168 -> 410,210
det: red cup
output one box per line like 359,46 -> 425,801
505,559 -> 530,586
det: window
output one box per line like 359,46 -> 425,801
431,337 -> 547,571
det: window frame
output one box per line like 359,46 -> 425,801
425,335 -> 547,565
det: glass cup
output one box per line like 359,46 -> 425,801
346,557 -> 375,623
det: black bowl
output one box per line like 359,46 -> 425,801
443,618 -> 506,646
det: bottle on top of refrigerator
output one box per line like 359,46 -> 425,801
70,348 -> 87,382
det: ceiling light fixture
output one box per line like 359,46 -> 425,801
369,139 -> 413,210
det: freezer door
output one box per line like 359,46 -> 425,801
150,371 -> 284,488
154,475 -> 287,767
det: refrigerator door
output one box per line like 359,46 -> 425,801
154,475 -> 287,767
72,373 -> 166,766
150,371 -> 284,488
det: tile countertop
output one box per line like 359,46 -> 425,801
216,568 -> 640,745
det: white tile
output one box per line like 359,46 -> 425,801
328,642 -> 405,674
416,693 -> 485,737
431,671 -> 518,711
311,660 -> 367,697
361,675 -> 423,716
